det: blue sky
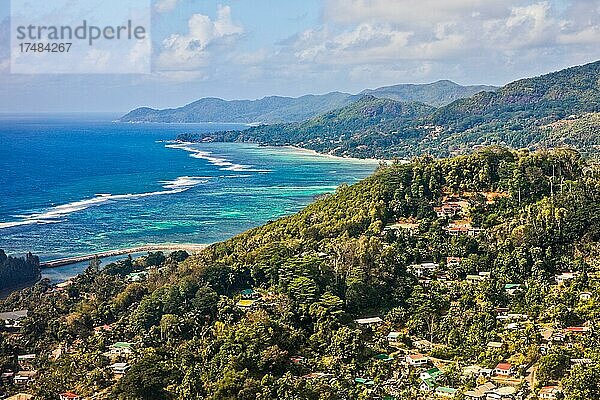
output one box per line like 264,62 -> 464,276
0,0 -> 598,113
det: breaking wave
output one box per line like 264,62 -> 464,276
0,176 -> 208,229
165,142 -> 272,173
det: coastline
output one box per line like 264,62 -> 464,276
283,145 -> 395,164
3,133 -> 379,296
115,120 -> 256,126
1,243 -> 210,298
40,243 -> 209,269
168,138 -> 397,164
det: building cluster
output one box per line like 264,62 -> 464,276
343,313 -> 571,400
0,307 -> 135,399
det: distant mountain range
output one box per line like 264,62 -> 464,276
361,80 -> 496,107
119,81 -> 496,124
176,60 -> 600,159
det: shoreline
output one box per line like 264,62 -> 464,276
168,139 -> 396,164
116,120 -> 256,126
4,140 -> 378,296
1,243 -> 210,298
283,145 -> 393,164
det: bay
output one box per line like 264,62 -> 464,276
0,114 -> 378,280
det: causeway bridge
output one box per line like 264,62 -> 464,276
39,243 -> 208,268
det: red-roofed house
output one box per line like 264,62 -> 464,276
93,324 -> 113,334
539,386 -> 562,399
494,362 -> 515,377
59,393 -> 81,400
405,353 -> 429,366
565,326 -> 590,334
446,257 -> 462,267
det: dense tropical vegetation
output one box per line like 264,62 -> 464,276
2,148 -> 600,399
178,60 -> 600,159
120,81 -> 492,124
0,250 -> 40,292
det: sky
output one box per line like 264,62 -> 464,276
0,0 -> 598,113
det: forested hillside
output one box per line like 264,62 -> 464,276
120,81 -> 491,124
361,80 -> 496,107
2,148 -> 600,399
178,96 -> 434,157
182,61 -> 600,159
119,92 -> 357,124
424,60 -> 600,155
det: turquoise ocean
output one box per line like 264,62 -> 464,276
0,114 -> 378,281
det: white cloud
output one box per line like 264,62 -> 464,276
286,0 -> 599,68
557,26 -> 600,45
323,0 -> 509,26
142,1 -> 598,87
230,49 -> 269,65
290,22 -> 469,65
128,39 -> 152,71
155,0 -> 179,13
156,5 -> 243,71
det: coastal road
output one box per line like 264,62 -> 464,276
39,243 -> 208,268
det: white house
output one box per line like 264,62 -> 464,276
409,262 -> 439,278
16,354 -> 36,370
494,362 -> 515,377
13,371 -> 36,386
109,362 -> 130,376
0,310 -> 28,329
108,342 -> 134,357
580,292 -> 592,301
354,317 -> 383,326
386,331 -> 401,343
555,272 -> 578,285
405,353 -> 428,366
539,386 -> 562,399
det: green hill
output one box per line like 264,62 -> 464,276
4,148 -> 600,399
422,60 -> 600,156
119,81 -> 494,124
361,80 -> 496,107
178,96 -> 435,158
119,92 -> 358,124
184,60 -> 600,159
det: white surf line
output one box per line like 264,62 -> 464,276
165,141 -> 272,173
0,176 -> 209,229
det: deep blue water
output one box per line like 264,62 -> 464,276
0,115 -> 378,281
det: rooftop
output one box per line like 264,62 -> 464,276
0,310 -> 28,320
540,386 -> 561,394
236,299 -> 256,307
59,392 -> 80,399
110,342 -> 133,349
436,387 -> 458,394
354,317 -> 383,325
495,362 -> 512,370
